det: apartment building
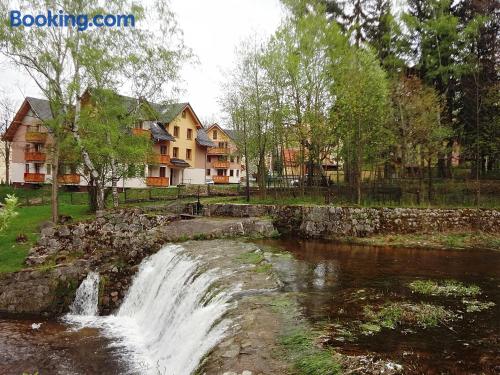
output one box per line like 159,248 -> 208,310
2,94 -> 218,188
205,124 -> 244,184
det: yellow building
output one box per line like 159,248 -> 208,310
205,124 -> 244,184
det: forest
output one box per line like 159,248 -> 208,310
221,0 -> 499,205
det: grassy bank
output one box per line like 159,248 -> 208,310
338,231 -> 500,251
0,204 -> 93,273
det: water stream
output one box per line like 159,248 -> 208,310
65,244 -> 237,375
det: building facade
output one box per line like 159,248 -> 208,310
2,95 -> 224,188
204,124 -> 244,184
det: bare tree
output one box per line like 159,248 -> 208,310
0,95 -> 15,184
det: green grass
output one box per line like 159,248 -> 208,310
236,250 -> 265,265
362,302 -> 454,331
409,279 -> 481,297
0,204 -> 93,273
280,328 -> 341,375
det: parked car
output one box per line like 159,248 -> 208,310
205,178 -> 214,185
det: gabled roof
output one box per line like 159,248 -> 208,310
26,97 -> 53,121
206,123 -> 238,141
196,129 -> 216,147
2,97 -> 53,141
150,122 -> 175,142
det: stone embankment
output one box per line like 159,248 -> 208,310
186,203 -> 500,237
0,208 -> 275,316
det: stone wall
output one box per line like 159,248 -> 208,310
0,208 -> 276,317
196,203 -> 500,238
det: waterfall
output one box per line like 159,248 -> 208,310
69,271 -> 100,316
65,244 -> 237,375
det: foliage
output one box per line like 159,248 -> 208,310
0,194 -> 18,232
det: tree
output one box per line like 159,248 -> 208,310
0,95 -> 15,184
332,47 -> 392,204
78,89 -> 153,209
0,0 -> 189,215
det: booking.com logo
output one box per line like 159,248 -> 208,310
9,10 -> 135,31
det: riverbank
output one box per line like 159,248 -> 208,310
335,231 -> 500,251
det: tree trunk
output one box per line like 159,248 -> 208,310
51,144 -> 59,223
4,141 -> 10,184
111,160 -> 119,208
427,156 -> 432,203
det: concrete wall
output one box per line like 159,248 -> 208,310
196,203 -> 500,237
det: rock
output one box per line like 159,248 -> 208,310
221,344 -> 240,358
242,371 -> 253,375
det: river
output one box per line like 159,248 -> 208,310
0,239 -> 498,374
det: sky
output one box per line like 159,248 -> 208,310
0,0 -> 285,124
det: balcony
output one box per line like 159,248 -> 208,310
212,160 -> 229,169
24,173 -> 45,183
25,151 -> 46,162
151,154 -> 171,165
25,131 -> 48,143
208,147 -> 229,155
146,176 -> 169,187
132,128 -> 151,137
58,174 -> 80,185
213,175 -> 229,184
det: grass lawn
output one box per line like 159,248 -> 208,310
0,204 -> 93,274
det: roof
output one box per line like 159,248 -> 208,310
150,122 -> 175,142
196,129 -> 216,147
206,123 -> 237,141
2,97 -> 53,141
170,158 -> 191,168
26,97 -> 53,121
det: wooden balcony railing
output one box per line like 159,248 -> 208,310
208,147 -> 230,155
24,151 -> 46,162
146,176 -> 169,187
25,131 -> 48,143
58,174 -> 80,184
24,173 -> 45,183
212,161 -> 230,169
132,128 -> 151,137
151,154 -> 171,165
213,175 -> 229,184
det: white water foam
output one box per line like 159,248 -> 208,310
69,271 -> 100,316
65,244 -> 237,375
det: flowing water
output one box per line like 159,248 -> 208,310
1,239 -> 499,374
64,244 -> 237,375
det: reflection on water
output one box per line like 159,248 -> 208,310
258,238 -> 500,374
0,317 -> 127,375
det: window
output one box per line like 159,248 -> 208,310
173,147 -> 179,158
160,145 -> 167,155
186,148 -> 192,160
174,126 -> 180,137
182,110 -> 186,118
230,156 -> 235,163
230,169 -> 234,177
135,121 -> 143,129
34,163 -> 41,174
218,141 -> 225,148
46,164 -> 52,175
25,164 -> 29,173
213,130 -> 217,140
206,169 -> 210,176
187,128 -> 192,139
148,165 -> 154,177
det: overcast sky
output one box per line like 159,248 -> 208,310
0,0 -> 284,124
